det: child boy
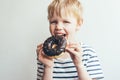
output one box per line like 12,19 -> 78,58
36,0 -> 104,80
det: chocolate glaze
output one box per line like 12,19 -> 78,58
43,35 -> 67,56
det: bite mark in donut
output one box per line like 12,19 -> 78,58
43,35 -> 67,58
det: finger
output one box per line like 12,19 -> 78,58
68,42 -> 80,47
37,49 -> 43,61
36,48 -> 40,56
36,44 -> 43,55
74,47 -> 81,52
36,45 -> 41,52
37,48 -> 44,58
67,43 -> 81,51
39,50 -> 54,60
66,47 -> 77,54
37,43 -> 43,48
36,47 -> 44,57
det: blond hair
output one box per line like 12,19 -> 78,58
48,0 -> 83,23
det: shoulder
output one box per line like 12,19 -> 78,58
81,42 -> 96,57
81,42 -> 99,66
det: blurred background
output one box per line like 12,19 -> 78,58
0,0 -> 120,80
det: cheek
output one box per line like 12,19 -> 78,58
65,27 -> 76,34
49,26 -> 55,35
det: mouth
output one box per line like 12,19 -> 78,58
55,34 -> 66,37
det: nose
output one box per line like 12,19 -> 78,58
55,22 -> 63,30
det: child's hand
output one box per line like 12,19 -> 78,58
66,43 -> 83,67
36,44 -> 54,68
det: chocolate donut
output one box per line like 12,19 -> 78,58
43,35 -> 67,57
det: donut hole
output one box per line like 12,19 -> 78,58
52,44 -> 57,49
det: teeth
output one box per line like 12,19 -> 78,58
55,34 -> 66,37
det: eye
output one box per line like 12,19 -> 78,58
63,20 -> 70,24
50,20 -> 58,24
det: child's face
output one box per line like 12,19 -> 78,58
49,12 -> 81,43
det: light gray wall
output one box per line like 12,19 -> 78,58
0,0 -> 120,80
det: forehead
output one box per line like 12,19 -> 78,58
50,10 -> 76,20
50,12 -> 77,24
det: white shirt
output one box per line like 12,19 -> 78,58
37,43 -> 104,80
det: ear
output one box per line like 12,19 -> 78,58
76,19 -> 83,31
